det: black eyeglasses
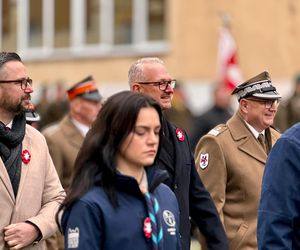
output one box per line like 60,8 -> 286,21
246,98 -> 280,109
0,78 -> 33,90
137,79 -> 176,91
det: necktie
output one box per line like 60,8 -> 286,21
258,133 -> 267,153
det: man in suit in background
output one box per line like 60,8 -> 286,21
129,57 -> 228,250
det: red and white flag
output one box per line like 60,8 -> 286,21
217,26 -> 242,90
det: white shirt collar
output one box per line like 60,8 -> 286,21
244,120 -> 265,139
71,118 -> 90,137
6,120 -> 13,129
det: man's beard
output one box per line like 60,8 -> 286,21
0,96 -> 31,115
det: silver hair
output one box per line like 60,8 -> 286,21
128,57 -> 164,89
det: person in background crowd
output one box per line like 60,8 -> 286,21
42,75 -> 102,189
0,52 -> 65,249
257,115 -> 300,249
190,83 -> 233,152
42,75 -> 102,250
25,103 -> 41,130
39,81 -> 69,130
129,57 -> 228,250
35,85 -> 49,129
59,91 -> 181,250
194,71 -> 281,249
273,73 -> 300,132
164,81 -> 194,136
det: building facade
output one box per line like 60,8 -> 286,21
1,0 -> 300,111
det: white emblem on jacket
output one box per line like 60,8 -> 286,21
199,153 -> 209,169
163,210 -> 176,235
68,227 -> 80,248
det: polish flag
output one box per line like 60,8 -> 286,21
217,25 -> 242,90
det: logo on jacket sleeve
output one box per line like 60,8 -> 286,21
175,128 -> 184,141
68,227 -> 80,248
163,210 -> 176,235
199,153 -> 209,169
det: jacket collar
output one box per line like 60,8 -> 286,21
0,125 -> 33,203
227,112 -> 267,164
95,166 -> 169,199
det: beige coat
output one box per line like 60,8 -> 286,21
194,112 -> 280,250
42,115 -> 84,188
0,125 -> 65,250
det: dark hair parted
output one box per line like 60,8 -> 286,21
57,91 -> 163,222
0,52 -> 22,69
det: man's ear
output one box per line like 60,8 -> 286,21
132,83 -> 141,93
239,99 -> 248,113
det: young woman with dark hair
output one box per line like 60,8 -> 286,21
58,91 -> 181,250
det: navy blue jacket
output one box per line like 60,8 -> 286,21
159,118 -> 228,250
61,168 -> 181,250
258,123 -> 300,249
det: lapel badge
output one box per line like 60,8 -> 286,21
175,128 -> 184,141
21,149 -> 31,164
199,153 -> 209,169
143,217 -> 152,239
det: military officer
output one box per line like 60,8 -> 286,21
42,75 -> 102,189
42,75 -> 102,250
194,71 -> 281,250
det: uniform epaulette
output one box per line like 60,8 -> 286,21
208,124 -> 227,136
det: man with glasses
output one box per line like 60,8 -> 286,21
194,71 -> 281,249
0,52 -> 65,249
129,57 -> 228,250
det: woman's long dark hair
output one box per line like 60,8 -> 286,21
57,91 -> 163,223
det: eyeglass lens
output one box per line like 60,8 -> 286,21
265,100 -> 278,108
159,80 -> 176,90
21,78 -> 33,90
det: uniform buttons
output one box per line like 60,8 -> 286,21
174,183 -> 178,189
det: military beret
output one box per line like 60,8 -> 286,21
67,75 -> 102,102
231,71 -> 281,101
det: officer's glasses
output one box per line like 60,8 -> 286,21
246,98 -> 280,109
0,78 -> 33,90
137,79 -> 176,91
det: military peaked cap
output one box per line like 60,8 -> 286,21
67,75 -> 102,102
232,71 -> 281,101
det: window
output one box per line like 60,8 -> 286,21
114,0 -> 132,45
148,0 -> 165,41
86,0 -> 100,44
54,0 -> 70,48
1,0 -> 17,51
0,0 -> 168,60
29,0 -> 42,47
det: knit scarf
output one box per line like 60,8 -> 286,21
0,114 -> 26,197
